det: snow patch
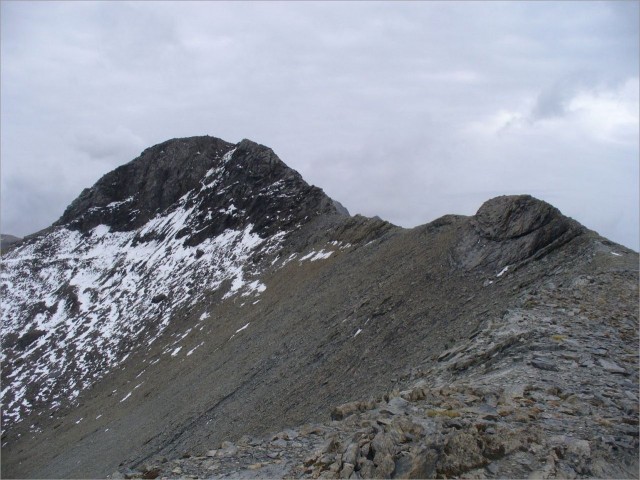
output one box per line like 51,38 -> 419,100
497,266 -> 509,277
186,342 -> 204,356
300,250 -> 333,262
235,322 -> 250,334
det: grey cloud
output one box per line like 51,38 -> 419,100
1,1 -> 638,248
72,127 -> 145,163
530,79 -> 578,121
1,176 -> 76,236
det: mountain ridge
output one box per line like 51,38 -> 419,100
1,135 -> 637,479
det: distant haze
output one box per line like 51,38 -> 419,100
1,1 -> 638,249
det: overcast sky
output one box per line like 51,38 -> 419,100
1,1 -> 638,249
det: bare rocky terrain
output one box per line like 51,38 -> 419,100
1,136 -> 637,479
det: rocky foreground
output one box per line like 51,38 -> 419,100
115,250 -> 638,479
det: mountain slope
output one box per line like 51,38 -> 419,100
0,234 -> 22,253
1,136 -> 637,479
1,137 -> 345,430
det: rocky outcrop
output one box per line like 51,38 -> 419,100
453,195 -> 585,271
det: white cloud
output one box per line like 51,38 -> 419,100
469,78 -> 639,145
566,78 -> 639,145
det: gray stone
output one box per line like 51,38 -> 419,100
340,462 -> 355,479
342,443 -> 360,466
598,358 -> 627,374
270,438 -> 287,449
357,458 -> 375,478
531,358 -> 559,371
380,396 -> 410,416
373,454 -> 395,479
216,444 -> 238,457
486,462 -> 499,475
395,448 -> 438,479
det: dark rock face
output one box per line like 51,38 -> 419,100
454,195 -> 585,271
57,136 -> 233,232
56,136 -> 345,241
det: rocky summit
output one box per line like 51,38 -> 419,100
1,135 -> 638,479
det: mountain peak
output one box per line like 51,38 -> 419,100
56,136 -> 346,239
